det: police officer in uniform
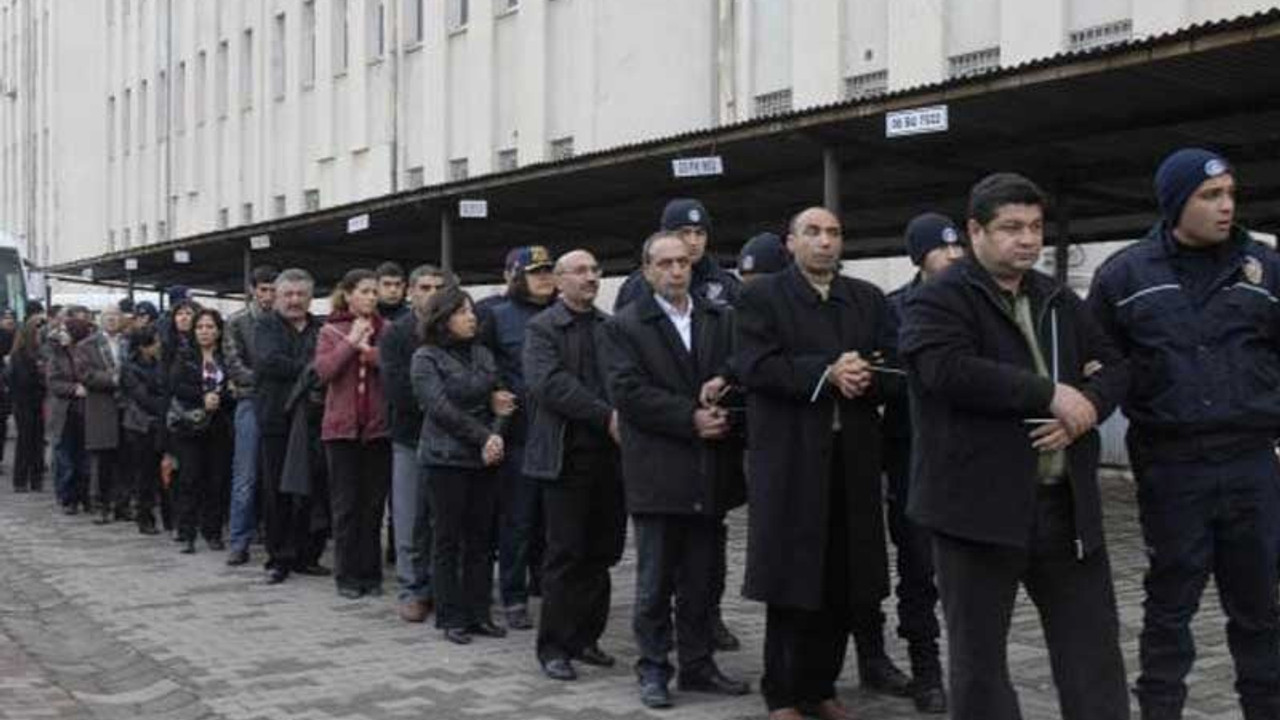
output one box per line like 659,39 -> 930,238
1090,148 -> 1280,720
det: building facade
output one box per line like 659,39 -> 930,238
1,0 -> 1276,269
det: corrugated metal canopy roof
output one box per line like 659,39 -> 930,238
48,8 -> 1280,294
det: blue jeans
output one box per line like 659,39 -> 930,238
498,443 -> 543,609
392,442 -> 433,603
228,399 -> 260,553
54,415 -> 89,508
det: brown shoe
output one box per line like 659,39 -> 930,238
815,699 -> 856,720
768,709 -> 805,720
398,600 -> 429,623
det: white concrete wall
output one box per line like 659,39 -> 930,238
2,0 -> 1279,271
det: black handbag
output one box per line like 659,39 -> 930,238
165,397 -> 211,436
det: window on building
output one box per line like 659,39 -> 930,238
496,148 -> 517,172
406,167 -> 424,188
405,0 -> 424,44
304,189 -> 321,211
273,194 -> 287,218
242,202 -> 254,224
948,47 -> 1000,79
845,70 -> 888,101
216,41 -> 229,118
367,1 -> 385,60
122,87 -> 132,155
123,227 -> 132,249
754,88 -> 793,118
448,0 -> 468,31
272,13 -> 286,99
448,158 -> 469,181
241,29 -> 254,110
549,136 -> 574,161
333,0 -> 349,75
302,1 -> 317,87
217,209 -> 229,229
107,95 -> 117,160
1069,19 -> 1132,52
195,50 -> 207,124
157,70 -> 168,141
175,61 -> 187,133
137,80 -> 148,148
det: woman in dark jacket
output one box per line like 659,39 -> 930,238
158,299 -> 198,532
411,286 -> 515,644
8,316 -> 46,492
169,309 -> 234,554
316,268 -> 391,598
121,326 -> 168,535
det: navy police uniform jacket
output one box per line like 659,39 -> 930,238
1088,224 -> 1280,460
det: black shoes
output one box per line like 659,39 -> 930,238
541,657 -> 577,681
443,628 -> 472,645
179,539 -> 196,554
337,586 -> 363,600
574,644 -> 616,668
505,606 -> 533,630
911,681 -> 948,714
712,620 -> 741,652
860,657 -> 914,697
468,620 -> 507,638
265,567 -> 289,585
226,549 -> 250,566
294,564 -> 332,577
677,665 -> 751,696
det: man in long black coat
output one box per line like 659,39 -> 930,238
603,231 -> 750,711
737,206 -> 896,720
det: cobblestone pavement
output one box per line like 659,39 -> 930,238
0,471 -> 1247,720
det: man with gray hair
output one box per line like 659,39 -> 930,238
379,264 -> 452,622
255,269 -> 329,585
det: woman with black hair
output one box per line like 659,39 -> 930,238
169,308 -> 234,554
121,326 -> 168,535
412,286 -> 516,644
8,316 -> 46,492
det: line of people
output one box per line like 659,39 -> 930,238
3,144 -> 1275,720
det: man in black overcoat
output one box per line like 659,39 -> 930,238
603,232 -> 750,710
736,206 -> 897,720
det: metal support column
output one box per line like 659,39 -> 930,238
242,246 -> 253,308
1055,192 -> 1071,285
440,209 -> 455,273
823,147 -> 841,220
127,273 -> 135,303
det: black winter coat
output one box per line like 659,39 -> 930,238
411,342 -> 505,469
900,256 -> 1128,554
378,311 -> 424,447
602,291 -> 743,516
736,265 -> 896,611
121,354 -> 168,435
254,312 -> 322,437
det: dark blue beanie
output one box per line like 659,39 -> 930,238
1155,148 -> 1231,227
904,212 -> 962,267
661,198 -> 711,231
738,232 -> 789,275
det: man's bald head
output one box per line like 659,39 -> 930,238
555,249 -> 602,311
787,206 -> 844,279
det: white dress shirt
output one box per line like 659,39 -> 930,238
653,293 -> 693,352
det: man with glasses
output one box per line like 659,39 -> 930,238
523,250 -> 626,681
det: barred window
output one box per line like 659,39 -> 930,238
844,70 -> 888,101
948,47 -> 1000,79
549,137 -> 574,161
754,88 -> 793,118
1069,19 -> 1133,52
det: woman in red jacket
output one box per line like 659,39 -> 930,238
316,268 -> 390,599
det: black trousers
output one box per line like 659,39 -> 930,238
126,430 -> 161,528
91,448 -> 128,514
763,444 -> 853,711
536,449 -> 626,662
632,513 -> 718,680
326,439 -> 391,591
261,434 -> 322,571
173,422 -> 232,542
429,464 -> 498,630
934,484 -> 1129,720
882,435 -> 942,678
13,399 -> 43,490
